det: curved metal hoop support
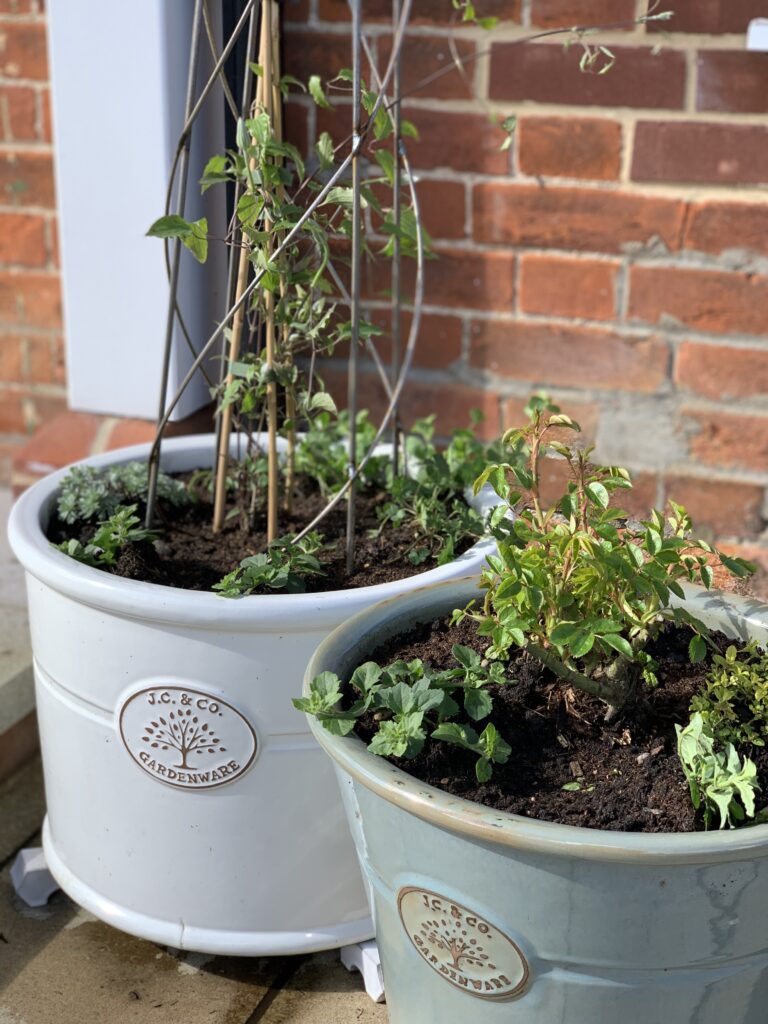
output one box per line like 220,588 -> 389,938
146,0 -> 420,568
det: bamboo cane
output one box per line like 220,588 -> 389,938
212,230 -> 252,533
262,0 -> 280,543
212,0 -> 282,539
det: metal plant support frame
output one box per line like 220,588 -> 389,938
145,0 -> 419,575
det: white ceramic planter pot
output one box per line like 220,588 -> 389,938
305,577 -> 768,1023
7,435 -> 496,956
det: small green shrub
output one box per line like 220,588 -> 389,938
691,643 -> 768,748
213,532 -> 326,595
57,505 -> 156,567
294,644 -> 510,781
676,712 -> 759,830
461,396 -> 753,707
57,461 -> 188,525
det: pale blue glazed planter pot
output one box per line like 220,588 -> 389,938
304,576 -> 768,1023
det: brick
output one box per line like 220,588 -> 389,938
539,457 -> 658,517
502,394 -> 600,443
0,330 -> 21,377
10,410 -> 102,473
422,246 -> 515,312
359,243 -> 514,311
469,320 -> 669,393
283,101 -> 308,155
40,82 -> 50,141
686,408 -> 768,473
25,392 -> 66,432
632,121 -> 768,186
489,43 -> 685,110
611,471 -> 659,520
366,179 -> 464,243
530,0 -> 636,29
663,474 -> 764,539
0,21 -> 48,79
0,270 -> 61,328
519,254 -> 619,321
46,214 -> 56,266
106,418 -> 157,450
283,30 -> 352,87
684,201 -> 768,258
0,84 -> 35,141
362,310 -> 464,369
282,0 -> 310,22
378,35 -> 476,101
317,0 -> 520,23
315,103 -> 509,176
473,183 -> 685,253
0,211 -> 44,265
518,116 -> 622,181
629,266 -> 768,336
648,0 -> 766,34
25,333 -> 63,383
675,342 -> 768,402
0,388 -> 25,432
416,179 -> 465,241
0,151 -> 55,207
717,543 -> 768,600
323,365 -> 502,439
402,106 -> 509,174
697,51 -> 768,115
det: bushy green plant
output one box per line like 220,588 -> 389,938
301,397 -> 765,829
57,505 -> 156,568
691,643 -> 768,748
293,410 -> 390,498
294,644 -> 510,780
461,397 -> 753,708
213,532 -> 325,596
57,462 -> 187,525
676,713 -> 759,830
373,417 -> 492,567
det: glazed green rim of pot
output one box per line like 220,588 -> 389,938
303,575 -> 768,865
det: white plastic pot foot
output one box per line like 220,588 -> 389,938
340,939 -> 385,1003
10,847 -> 60,907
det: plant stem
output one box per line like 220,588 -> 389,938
527,642 -> 623,705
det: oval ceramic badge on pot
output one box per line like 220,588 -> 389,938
398,887 -> 530,1001
119,685 -> 258,790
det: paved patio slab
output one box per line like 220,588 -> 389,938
0,759 -> 388,1024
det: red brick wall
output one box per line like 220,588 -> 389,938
0,0 -> 64,482
283,0 -> 768,563
4,1 -> 768,571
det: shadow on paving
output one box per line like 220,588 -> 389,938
0,757 -> 387,1023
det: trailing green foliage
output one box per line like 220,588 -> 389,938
294,644 -> 510,781
461,396 -> 753,707
57,462 -> 188,525
57,505 -> 156,568
213,532 -> 325,596
293,410 -> 390,498
676,713 -> 759,830
373,417 -> 496,567
691,643 -> 768,749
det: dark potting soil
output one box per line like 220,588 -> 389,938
354,618 -> 768,833
46,475 -> 474,593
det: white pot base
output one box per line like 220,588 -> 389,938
42,818 -> 374,956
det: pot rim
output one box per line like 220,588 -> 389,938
304,574 -> 768,864
7,434 -> 496,631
